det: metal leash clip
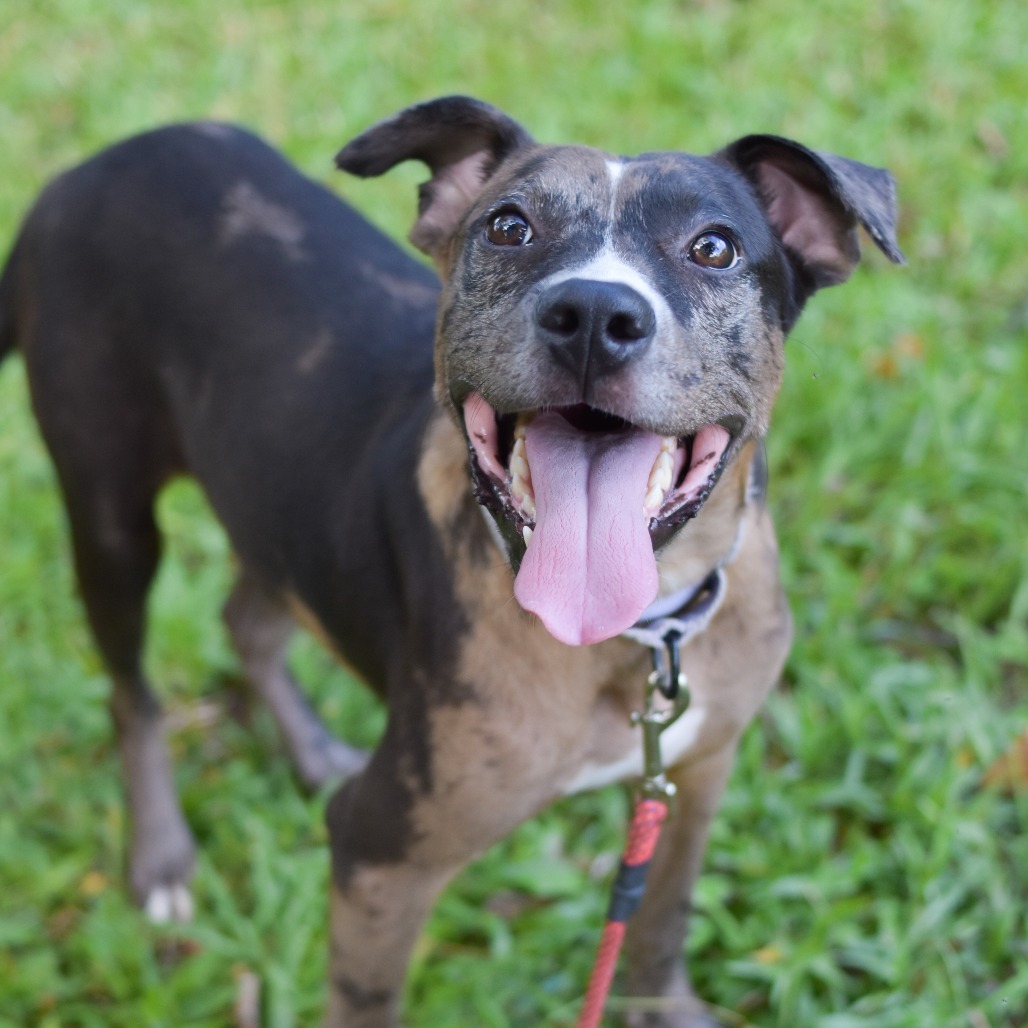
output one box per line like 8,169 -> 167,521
631,627 -> 691,806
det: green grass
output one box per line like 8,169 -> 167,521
1,1 -> 1025,1025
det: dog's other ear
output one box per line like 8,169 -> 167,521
720,135 -> 905,291
336,96 -> 534,256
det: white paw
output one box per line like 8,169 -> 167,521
143,883 -> 194,923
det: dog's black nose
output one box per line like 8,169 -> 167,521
535,278 -> 656,382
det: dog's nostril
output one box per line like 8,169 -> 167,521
607,312 -> 647,343
540,302 -> 580,336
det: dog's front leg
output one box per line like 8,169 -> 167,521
323,762 -> 446,1028
322,717 -> 517,1028
622,743 -> 739,1028
326,859 -> 451,1027
321,680 -> 566,1026
623,514 -> 793,1026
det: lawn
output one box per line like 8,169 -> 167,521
0,1 -> 1025,1025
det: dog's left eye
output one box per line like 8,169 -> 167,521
688,232 -> 738,270
486,212 -> 533,246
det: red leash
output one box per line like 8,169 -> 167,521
576,797 -> 669,1028
576,627 -> 691,1028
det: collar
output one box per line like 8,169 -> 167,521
620,567 -> 726,652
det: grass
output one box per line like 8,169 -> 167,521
1,0 -> 1026,1024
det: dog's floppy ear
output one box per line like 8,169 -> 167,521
720,135 -> 905,290
336,96 -> 534,256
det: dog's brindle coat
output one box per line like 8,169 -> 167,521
0,98 -> 901,1025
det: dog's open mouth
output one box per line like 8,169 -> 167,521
462,392 -> 736,646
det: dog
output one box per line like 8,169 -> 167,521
0,96 -> 902,1026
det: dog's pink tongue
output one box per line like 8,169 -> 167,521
514,412 -> 662,646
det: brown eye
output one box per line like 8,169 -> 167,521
688,232 -> 738,269
486,211 -> 533,246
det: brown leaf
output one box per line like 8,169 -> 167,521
976,120 -> 1009,160
868,352 -> 899,379
982,730 -> 1028,793
893,331 -> 925,361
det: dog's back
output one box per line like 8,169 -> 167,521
1,123 -> 448,680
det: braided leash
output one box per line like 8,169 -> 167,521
576,797 -> 669,1028
576,622 -> 694,1028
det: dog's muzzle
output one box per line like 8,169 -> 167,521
462,394 -> 737,646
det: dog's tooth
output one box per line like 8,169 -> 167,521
514,411 -> 537,436
510,452 -> 531,482
508,432 -> 537,519
655,454 -> 672,491
510,466 -> 537,521
511,483 -> 535,519
522,525 -> 534,546
644,485 -> 664,513
511,436 -> 531,476
646,449 -> 673,496
510,468 -> 529,499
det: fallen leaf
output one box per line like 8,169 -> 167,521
976,120 -> 1009,160
982,730 -> 1028,793
79,870 -> 108,897
753,944 -> 783,965
893,331 -> 925,361
868,352 -> 899,379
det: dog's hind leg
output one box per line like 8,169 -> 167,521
222,571 -> 367,790
21,317 -> 195,920
59,470 -> 196,922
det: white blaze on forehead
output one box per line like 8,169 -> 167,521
536,158 -> 674,332
537,245 -> 674,337
605,158 -> 625,190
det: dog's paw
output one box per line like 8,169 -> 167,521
129,811 -> 197,921
625,1008 -> 722,1028
143,883 -> 195,924
623,985 -> 723,1028
294,737 -> 369,793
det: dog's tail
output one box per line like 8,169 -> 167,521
0,221 -> 29,366
0,235 -> 21,366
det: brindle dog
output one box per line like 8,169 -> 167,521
0,97 -> 901,1025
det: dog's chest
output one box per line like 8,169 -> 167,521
562,701 -> 706,795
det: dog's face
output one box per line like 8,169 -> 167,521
338,97 -> 902,646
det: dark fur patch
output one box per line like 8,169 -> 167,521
332,974 -> 392,1011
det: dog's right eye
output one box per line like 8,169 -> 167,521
486,212 -> 533,246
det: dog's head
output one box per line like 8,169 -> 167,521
337,96 -> 903,646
